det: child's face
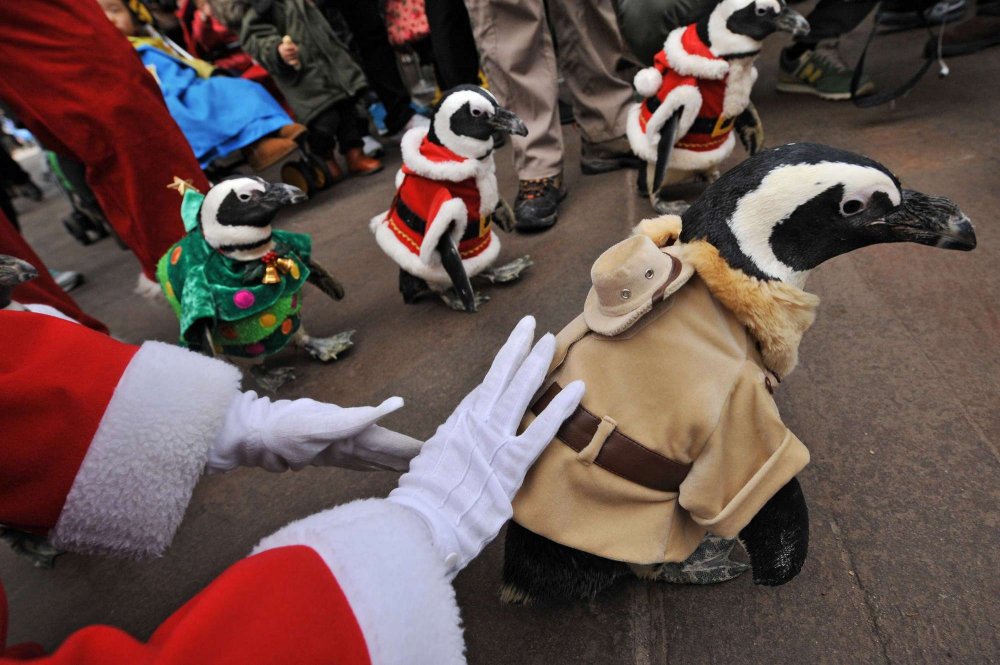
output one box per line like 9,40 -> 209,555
98,0 -> 139,36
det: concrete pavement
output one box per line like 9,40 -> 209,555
3,25 -> 998,665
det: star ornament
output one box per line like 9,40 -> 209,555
168,177 -> 200,197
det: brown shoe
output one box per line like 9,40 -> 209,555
244,137 -> 298,171
278,123 -> 308,143
345,147 -> 383,176
325,158 -> 345,183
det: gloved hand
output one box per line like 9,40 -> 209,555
206,392 -> 422,473
388,316 -> 585,577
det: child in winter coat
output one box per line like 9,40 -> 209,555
98,0 -> 303,171
238,0 -> 383,179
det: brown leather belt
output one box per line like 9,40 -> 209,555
530,383 -> 691,493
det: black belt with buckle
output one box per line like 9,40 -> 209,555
394,197 -> 489,242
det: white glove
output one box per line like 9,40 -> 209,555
206,392 -> 423,473
388,316 -> 585,577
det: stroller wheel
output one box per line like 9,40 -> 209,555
281,160 -> 316,196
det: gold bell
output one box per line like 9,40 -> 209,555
275,257 -> 298,279
263,264 -> 281,284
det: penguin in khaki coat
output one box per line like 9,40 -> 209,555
503,143 -> 976,603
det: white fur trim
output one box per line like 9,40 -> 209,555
419,199 -> 469,265
371,213 -> 501,285
634,67 -> 663,98
663,27 -> 728,79
670,133 -> 736,171
722,60 -> 758,118
50,342 -> 241,557
134,272 -> 164,300
254,499 -> 466,665
395,168 -> 405,190
21,303 -> 79,323
625,85 -> 703,163
400,129 -> 499,213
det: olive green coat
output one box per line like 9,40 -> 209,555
239,0 -> 366,124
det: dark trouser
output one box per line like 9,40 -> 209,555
319,0 -> 415,134
796,0 -> 879,44
425,0 -> 481,90
307,100 -> 365,157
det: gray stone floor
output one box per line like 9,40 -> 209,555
3,26 -> 998,665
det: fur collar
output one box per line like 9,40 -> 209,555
399,128 -> 499,213
633,215 -> 819,377
663,25 -> 729,80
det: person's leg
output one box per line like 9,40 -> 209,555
0,0 -> 209,280
333,100 -> 383,175
465,0 -> 562,180
777,0 -> 879,100
307,107 -> 341,159
425,0 -> 481,90
326,0 -> 417,134
0,210 -> 107,332
547,0 -> 641,174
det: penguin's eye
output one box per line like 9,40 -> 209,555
238,192 -> 251,202
756,5 -> 768,15
841,199 -> 865,216
470,107 -> 484,117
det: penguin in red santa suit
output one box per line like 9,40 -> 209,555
371,85 -> 533,313
627,0 -> 809,214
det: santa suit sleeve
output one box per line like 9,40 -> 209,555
0,310 -> 241,557
1,501 -> 465,664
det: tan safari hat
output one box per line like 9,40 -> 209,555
584,235 -> 686,336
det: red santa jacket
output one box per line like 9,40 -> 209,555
0,311 -> 466,664
370,127 -> 501,285
626,24 -> 758,173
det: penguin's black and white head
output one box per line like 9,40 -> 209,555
0,255 -> 38,309
680,143 -> 976,287
199,176 -> 306,260
700,0 -> 809,58
427,85 -> 528,160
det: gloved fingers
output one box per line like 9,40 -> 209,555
352,425 -> 424,467
305,396 -> 406,441
489,333 -> 556,434
472,316 -> 535,417
502,380 -> 584,489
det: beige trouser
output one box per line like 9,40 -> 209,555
464,0 -> 635,180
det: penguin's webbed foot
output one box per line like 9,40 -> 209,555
440,289 -> 490,312
477,255 -> 533,284
634,534 -> 749,585
652,198 -> 691,216
399,270 -> 433,304
0,527 -> 62,569
302,330 -> 355,362
251,365 -> 298,393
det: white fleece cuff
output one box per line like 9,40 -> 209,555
254,499 -> 466,665
50,341 -> 241,558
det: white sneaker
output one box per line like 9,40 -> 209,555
362,135 -> 384,158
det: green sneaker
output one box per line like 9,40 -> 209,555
776,40 -> 875,100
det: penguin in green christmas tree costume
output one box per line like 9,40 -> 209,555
158,176 -> 352,390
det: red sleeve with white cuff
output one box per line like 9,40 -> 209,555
0,310 -> 241,557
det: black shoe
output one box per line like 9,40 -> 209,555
514,176 -> 566,233
580,136 -> 643,175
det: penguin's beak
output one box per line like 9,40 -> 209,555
0,255 -> 39,287
489,107 -> 528,137
880,190 -> 976,251
262,182 -> 308,207
775,7 -> 810,37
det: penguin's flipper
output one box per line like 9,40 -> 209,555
437,232 -> 477,313
651,107 -> 683,194
735,102 -> 764,155
493,198 -> 517,233
738,477 -> 809,586
306,258 -> 346,301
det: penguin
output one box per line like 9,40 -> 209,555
0,255 -> 38,311
501,143 -> 976,604
370,85 -> 532,313
159,176 -> 352,391
628,0 -> 810,214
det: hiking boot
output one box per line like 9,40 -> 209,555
345,147 -> 383,176
245,137 -> 298,171
580,135 -> 643,175
278,122 -> 308,143
927,4 -> 1000,57
777,40 -> 875,100
514,176 -> 566,233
